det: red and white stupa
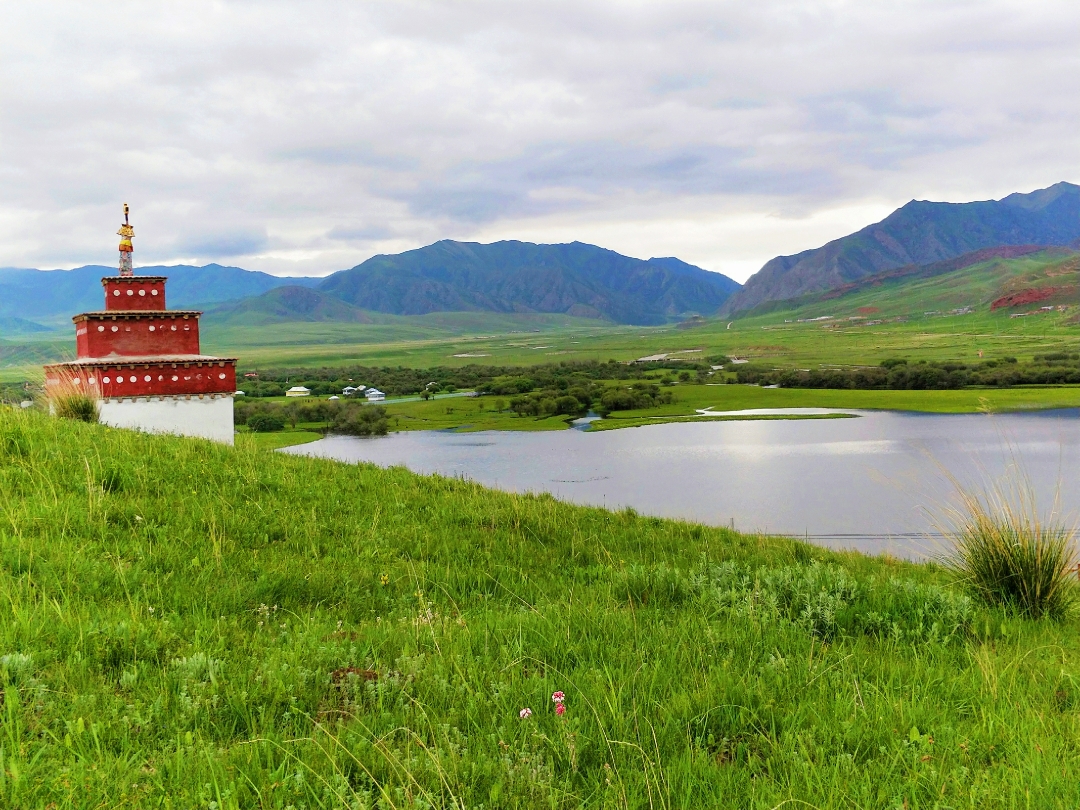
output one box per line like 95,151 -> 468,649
44,205 -> 237,443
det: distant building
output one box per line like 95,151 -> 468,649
342,385 -> 366,397
285,386 -> 311,397
365,388 -> 385,402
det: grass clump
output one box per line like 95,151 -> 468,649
944,484 -> 1078,618
44,369 -> 99,423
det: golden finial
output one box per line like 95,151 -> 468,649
117,203 -> 134,276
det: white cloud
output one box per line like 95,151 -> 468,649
1,0 -> 1078,281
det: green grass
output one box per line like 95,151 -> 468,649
602,383 -> 1080,417
589,412 -> 857,431
3,407 -> 1080,807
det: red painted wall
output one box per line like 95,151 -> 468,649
45,360 -> 236,399
103,278 -> 167,311
76,313 -> 202,358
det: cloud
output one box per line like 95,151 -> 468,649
176,230 -> 269,259
2,0 -> 1079,281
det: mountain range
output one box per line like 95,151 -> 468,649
3,182 -> 1079,333
314,240 -> 739,325
0,242 -> 741,329
0,264 -> 319,327
720,181 -> 1080,315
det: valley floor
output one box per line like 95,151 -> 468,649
245,383 -> 1080,448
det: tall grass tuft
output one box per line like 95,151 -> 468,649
942,480 -> 1077,619
45,369 -> 99,423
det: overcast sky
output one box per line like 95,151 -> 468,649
2,1 -> 1078,281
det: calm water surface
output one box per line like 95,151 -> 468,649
284,409 -> 1080,558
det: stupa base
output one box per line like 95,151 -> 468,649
99,394 -> 234,444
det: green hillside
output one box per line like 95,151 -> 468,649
735,248 -> 1077,323
3,407 -> 1080,806
723,181 -> 1080,315
206,286 -> 374,326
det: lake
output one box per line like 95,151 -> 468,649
283,408 -> 1080,558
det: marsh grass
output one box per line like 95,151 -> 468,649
3,406 -> 1080,807
942,479 -> 1078,618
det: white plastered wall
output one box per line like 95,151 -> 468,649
99,395 -> 234,444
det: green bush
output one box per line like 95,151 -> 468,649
331,404 -> 388,436
246,412 -> 285,433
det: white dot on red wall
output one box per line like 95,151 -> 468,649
103,377 -> 110,383
88,378 -> 96,384
73,378 -> 81,385
218,373 -> 226,379
171,326 -> 177,331
171,375 -> 178,381
113,290 -> 120,296
139,289 -> 146,296
144,375 -> 151,382
149,326 -> 155,331
98,326 -> 105,332
151,289 -> 159,296
111,326 -> 118,332
126,289 -> 133,296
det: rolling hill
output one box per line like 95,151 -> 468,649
205,286 -> 372,326
721,181 -> 1080,316
317,240 -> 740,325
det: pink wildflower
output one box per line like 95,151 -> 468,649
555,703 -> 566,717
519,708 -> 532,719
552,691 -> 565,704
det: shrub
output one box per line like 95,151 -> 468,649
246,413 -> 286,433
331,405 -> 388,436
943,485 -> 1078,619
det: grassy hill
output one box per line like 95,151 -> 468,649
206,285 -> 375,326
735,247 -> 1079,323
2,407 -> 1080,806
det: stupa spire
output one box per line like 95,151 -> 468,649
117,203 -> 134,277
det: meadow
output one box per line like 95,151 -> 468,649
2,406 -> 1080,807
3,296 -> 1074,384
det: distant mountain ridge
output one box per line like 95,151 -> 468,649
0,242 -> 738,329
317,240 -> 740,325
721,181 -> 1080,316
0,264 -> 320,324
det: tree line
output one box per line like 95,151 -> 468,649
236,358 -> 722,398
735,356 -> 1080,390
